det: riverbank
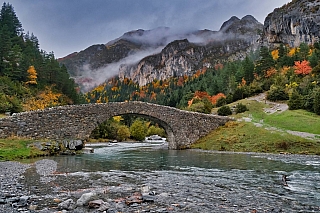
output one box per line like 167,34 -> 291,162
191,121 -> 320,155
1,147 -> 320,213
0,138 -> 48,161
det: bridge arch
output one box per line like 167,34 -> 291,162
0,102 -> 232,149
91,112 -> 175,147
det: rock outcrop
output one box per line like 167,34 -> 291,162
264,0 -> 320,47
59,16 -> 263,90
119,16 -> 263,86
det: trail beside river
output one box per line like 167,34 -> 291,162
241,93 -> 320,141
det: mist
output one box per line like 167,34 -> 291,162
77,46 -> 164,92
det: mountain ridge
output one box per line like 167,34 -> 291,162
59,15 -> 263,92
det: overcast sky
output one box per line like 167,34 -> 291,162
7,0 -> 291,58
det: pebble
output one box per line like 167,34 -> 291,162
1,159 -> 320,213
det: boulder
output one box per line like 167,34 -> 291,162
58,198 -> 75,210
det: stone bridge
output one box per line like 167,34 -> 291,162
0,102 -> 232,149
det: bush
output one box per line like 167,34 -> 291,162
130,119 -> 148,141
288,91 -> 302,110
147,125 -> 166,137
267,86 -> 289,101
217,105 -> 232,116
216,97 -> 227,107
188,98 -> 213,114
314,88 -> 320,115
116,125 -> 130,141
226,94 -> 233,104
235,103 -> 248,114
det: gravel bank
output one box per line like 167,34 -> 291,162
1,156 -> 319,213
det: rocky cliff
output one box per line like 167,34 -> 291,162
119,15 -> 262,86
59,16 -> 263,90
264,0 -> 320,47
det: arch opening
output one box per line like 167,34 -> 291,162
89,113 -> 174,148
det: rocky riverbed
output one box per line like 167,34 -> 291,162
1,153 -> 320,213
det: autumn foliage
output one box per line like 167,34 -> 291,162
188,91 -> 226,106
26,65 -> 37,85
294,60 -> 312,75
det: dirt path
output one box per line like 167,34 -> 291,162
242,93 -> 320,141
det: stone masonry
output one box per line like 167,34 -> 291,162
0,102 -> 232,149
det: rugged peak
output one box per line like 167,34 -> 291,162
107,27 -> 172,47
220,16 -> 240,31
241,15 -> 258,23
219,15 -> 263,36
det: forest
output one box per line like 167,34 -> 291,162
0,3 -> 84,114
86,43 -> 320,116
2,2 -> 320,141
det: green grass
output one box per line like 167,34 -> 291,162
261,110 -> 320,134
214,99 -> 320,135
192,121 -> 320,155
0,138 -> 47,161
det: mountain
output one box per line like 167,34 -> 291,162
264,0 -> 320,47
59,16 -> 262,92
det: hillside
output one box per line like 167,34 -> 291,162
0,3 -> 83,114
59,16 -> 263,92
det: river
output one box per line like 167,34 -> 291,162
18,141 -> 320,212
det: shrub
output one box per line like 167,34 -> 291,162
130,119 -> 148,141
267,86 -> 289,101
188,98 -> 212,114
116,125 -> 130,141
226,94 -> 233,104
216,97 -> 227,107
314,88 -> 320,115
235,103 -> 248,114
147,125 -> 166,137
217,105 -> 232,116
288,91 -> 302,110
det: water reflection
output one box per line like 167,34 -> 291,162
23,141 -> 320,209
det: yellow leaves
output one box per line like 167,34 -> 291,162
23,86 -> 63,111
271,49 -> 279,60
113,116 -> 123,122
288,47 -> 298,57
92,83 -> 106,93
111,86 -> 119,91
25,65 -> 37,85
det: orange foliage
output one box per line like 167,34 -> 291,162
214,63 -> 224,70
194,91 -> 210,99
294,60 -> 312,75
188,91 -> 226,106
177,76 -> 184,86
280,66 -> 291,75
210,93 -> 226,105
265,67 -> 277,78
150,92 -> 157,100
139,90 -> 146,98
271,49 -> 279,60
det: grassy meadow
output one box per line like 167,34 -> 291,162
195,99 -> 320,154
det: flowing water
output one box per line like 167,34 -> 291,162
23,141 -> 320,212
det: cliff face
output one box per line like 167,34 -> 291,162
264,0 -> 320,47
119,15 -> 263,86
59,16 -> 263,91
